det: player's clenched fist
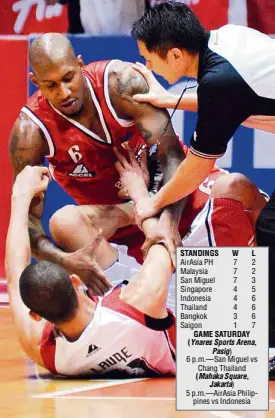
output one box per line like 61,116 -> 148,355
12,165 -> 50,200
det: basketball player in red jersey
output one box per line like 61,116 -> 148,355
114,145 -> 267,250
6,166 -> 176,378
9,33 -> 187,295
9,33 -> 265,296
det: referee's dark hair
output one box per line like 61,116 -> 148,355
132,1 -> 206,59
19,261 -> 79,324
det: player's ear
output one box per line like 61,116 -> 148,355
29,311 -> 42,322
76,55 -> 84,68
29,72 -> 39,87
168,48 -> 183,66
70,274 -> 82,289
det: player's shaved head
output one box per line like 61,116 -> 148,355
29,33 -> 77,74
29,33 -> 86,116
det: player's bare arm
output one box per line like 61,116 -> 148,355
109,61 -> 186,260
109,61 -> 184,181
9,115 -> 111,294
9,114 -> 71,264
242,115 -> 275,133
9,113 -> 52,255
5,166 -> 50,367
116,164 -> 173,318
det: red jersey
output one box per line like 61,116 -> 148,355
178,161 -> 225,238
21,59 -> 226,262
22,60 -> 147,205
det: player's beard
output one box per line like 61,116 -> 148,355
68,103 -> 85,118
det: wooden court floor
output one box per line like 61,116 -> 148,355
1,305 -> 275,418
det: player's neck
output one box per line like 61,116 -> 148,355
82,78 -> 97,119
57,295 -> 96,341
69,81 -> 96,122
185,52 -> 200,79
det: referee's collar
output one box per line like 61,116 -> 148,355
198,31 -> 211,82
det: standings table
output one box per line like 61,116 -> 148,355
176,247 -> 269,411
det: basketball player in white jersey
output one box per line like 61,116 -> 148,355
6,166 -> 175,377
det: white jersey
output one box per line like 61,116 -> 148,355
40,247 -> 175,378
79,0 -> 146,35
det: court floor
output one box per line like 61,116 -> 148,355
1,283 -> 274,418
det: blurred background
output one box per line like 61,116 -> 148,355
0,0 -> 275,278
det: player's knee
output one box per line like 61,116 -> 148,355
82,205 -> 117,228
210,173 -> 260,208
49,205 -> 82,238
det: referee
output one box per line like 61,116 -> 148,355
131,2 -> 275,364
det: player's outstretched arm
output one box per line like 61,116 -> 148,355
120,238 -> 173,318
5,166 -> 50,366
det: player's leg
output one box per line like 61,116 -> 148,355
50,202 -> 144,285
210,173 -> 266,227
182,198 -> 254,246
49,202 -> 135,271
182,173 -> 266,247
50,201 -> 146,263
49,201 -> 135,252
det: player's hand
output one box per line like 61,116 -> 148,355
61,232 -> 112,296
134,195 -> 161,227
142,211 -> 181,267
114,145 -> 149,201
131,62 -> 171,108
12,165 -> 50,200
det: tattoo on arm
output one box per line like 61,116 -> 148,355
9,133 -> 33,172
10,155 -> 31,172
115,70 -> 149,104
8,132 -> 20,155
28,218 -> 51,257
28,224 -> 41,248
9,118 -> 47,174
8,133 -> 30,156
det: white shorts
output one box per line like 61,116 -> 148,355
104,244 -> 141,285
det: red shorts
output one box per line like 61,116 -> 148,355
182,198 -> 255,247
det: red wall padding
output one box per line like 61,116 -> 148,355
0,38 -> 27,276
